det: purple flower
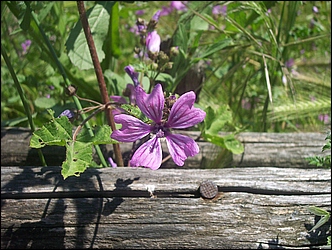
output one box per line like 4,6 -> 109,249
212,5 -> 227,16
318,114 -> 330,124
312,6 -> 319,13
170,1 -> 187,11
160,6 -> 172,16
146,31 -> 161,53
285,58 -> 294,68
21,40 -> 31,54
135,10 -> 145,16
111,84 -> 206,170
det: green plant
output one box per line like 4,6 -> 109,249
306,130 -> 331,168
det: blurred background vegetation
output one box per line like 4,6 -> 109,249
1,1 -> 331,133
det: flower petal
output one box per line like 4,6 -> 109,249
111,114 -> 151,142
136,84 -> 164,122
130,136 -> 162,170
165,133 -> 199,166
166,91 -> 206,129
146,30 -> 161,53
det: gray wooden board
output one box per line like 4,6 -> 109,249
1,127 -> 330,168
1,166 -> 331,249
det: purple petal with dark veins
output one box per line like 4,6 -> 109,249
166,91 -> 206,129
130,136 -> 162,170
136,84 -> 164,123
165,133 -> 199,166
111,114 -> 151,142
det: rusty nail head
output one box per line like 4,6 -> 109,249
199,180 -> 218,199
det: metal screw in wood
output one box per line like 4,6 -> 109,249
199,180 -> 218,199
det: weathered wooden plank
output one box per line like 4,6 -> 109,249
1,166 -> 331,194
1,167 -> 331,249
1,127 -> 330,168
1,195 -> 331,249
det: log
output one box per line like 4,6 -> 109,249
1,166 -> 331,249
1,127 -> 330,168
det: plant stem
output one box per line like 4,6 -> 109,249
1,45 -> 47,166
27,3 -> 108,168
76,1 -> 123,166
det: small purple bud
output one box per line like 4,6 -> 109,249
135,10 -> 145,16
58,109 -> 75,120
108,157 -> 118,168
152,10 -> 161,22
146,31 -> 161,53
124,65 -> 140,87
312,6 -> 319,13
21,40 -> 31,54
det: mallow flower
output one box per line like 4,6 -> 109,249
111,83 -> 206,170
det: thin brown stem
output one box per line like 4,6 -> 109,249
76,1 -> 124,166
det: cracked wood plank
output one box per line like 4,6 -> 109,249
1,166 -> 331,249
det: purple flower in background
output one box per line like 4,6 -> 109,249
135,10 -> 145,16
160,6 -> 172,16
170,1 -> 187,11
285,58 -> 295,68
111,84 -> 206,170
160,1 -> 187,16
212,5 -> 227,16
318,114 -> 330,124
146,30 -> 161,53
312,6 -> 319,13
21,40 -> 31,54
152,10 -> 161,22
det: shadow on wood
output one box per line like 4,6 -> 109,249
1,166 -> 331,249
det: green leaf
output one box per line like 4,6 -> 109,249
29,110 -> 72,148
307,206 -> 331,217
120,104 -> 150,123
307,206 -> 330,233
204,105 -> 233,135
66,2 -> 113,70
203,133 -> 244,155
223,134 -> 244,155
108,1 -> 121,58
197,39 -> 234,60
34,97 -> 57,109
76,125 -> 118,144
62,140 -> 93,179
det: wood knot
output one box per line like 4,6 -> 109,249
199,180 -> 218,199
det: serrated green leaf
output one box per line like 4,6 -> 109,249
30,113 -> 73,148
66,2 -> 113,70
76,125 -> 118,144
62,140 -> 93,179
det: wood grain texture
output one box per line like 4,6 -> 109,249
1,127 -> 330,168
1,166 -> 331,249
